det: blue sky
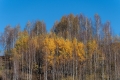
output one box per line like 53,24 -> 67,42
0,0 -> 120,34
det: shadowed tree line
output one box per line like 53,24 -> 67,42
0,14 -> 120,80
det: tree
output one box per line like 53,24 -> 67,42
32,21 -> 46,36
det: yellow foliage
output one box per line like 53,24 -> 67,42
15,31 -> 29,52
73,38 -> 85,61
87,40 -> 98,57
42,37 -> 56,65
55,38 -> 73,60
14,33 -> 87,66
11,48 -> 21,60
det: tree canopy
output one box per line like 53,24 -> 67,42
0,14 -> 120,80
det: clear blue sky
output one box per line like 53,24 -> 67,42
0,0 -> 120,34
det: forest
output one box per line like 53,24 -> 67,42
0,14 -> 120,80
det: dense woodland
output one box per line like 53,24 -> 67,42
0,14 -> 120,80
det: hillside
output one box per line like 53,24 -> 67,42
0,14 -> 120,80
